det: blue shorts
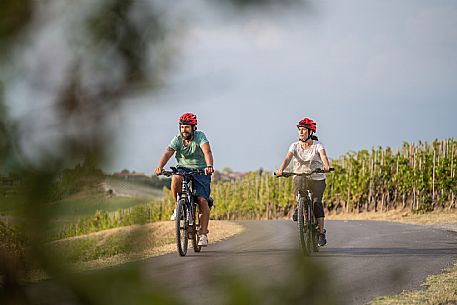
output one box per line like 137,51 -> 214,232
177,167 -> 212,203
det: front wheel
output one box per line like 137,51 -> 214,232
309,205 -> 319,253
176,199 -> 189,256
297,197 -> 311,255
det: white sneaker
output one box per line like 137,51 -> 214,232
198,234 -> 208,247
170,208 -> 176,221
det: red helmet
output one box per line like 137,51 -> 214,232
179,113 -> 198,125
297,118 -> 316,132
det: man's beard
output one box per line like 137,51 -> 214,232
181,132 -> 192,140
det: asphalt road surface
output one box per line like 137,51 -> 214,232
142,220 -> 457,305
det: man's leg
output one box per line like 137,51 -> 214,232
196,196 -> 210,234
171,175 -> 183,200
170,176 -> 183,220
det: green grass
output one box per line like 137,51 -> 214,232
1,191 -> 151,221
49,234 -> 134,263
48,224 -> 171,263
49,195 -> 149,222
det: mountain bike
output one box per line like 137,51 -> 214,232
160,167 -> 209,256
275,168 -> 334,255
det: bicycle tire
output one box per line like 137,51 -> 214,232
312,226 -> 320,252
309,205 -> 319,252
297,197 -> 310,255
192,203 -> 202,253
306,201 -> 315,253
176,199 -> 189,256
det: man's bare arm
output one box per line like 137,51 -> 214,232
154,147 -> 175,175
201,142 -> 214,174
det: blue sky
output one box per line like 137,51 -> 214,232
110,0 -> 457,173
4,1 -> 457,173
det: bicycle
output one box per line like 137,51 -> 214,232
275,168 -> 334,255
160,166 -> 210,256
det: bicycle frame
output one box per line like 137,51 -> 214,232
161,167 -> 206,256
177,174 -> 195,225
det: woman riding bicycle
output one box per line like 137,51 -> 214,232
276,117 -> 331,247
154,113 -> 214,247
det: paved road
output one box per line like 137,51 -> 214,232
143,220 -> 457,305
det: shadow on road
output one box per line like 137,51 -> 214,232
184,248 -> 297,257
318,247 -> 457,257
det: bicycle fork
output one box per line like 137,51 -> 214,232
188,202 -> 194,226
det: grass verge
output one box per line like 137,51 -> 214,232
45,220 -> 244,273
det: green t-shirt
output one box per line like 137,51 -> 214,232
169,130 -> 209,169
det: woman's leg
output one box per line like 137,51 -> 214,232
310,179 -> 326,234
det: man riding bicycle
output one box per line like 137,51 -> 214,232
276,117 -> 331,247
154,113 -> 214,247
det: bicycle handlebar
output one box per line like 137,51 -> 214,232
159,167 -> 209,177
274,167 -> 334,177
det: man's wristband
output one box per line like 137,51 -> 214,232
207,165 -> 213,168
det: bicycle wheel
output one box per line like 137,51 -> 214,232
309,206 -> 319,253
312,223 -> 320,252
306,201 -> 316,253
192,203 -> 202,253
176,199 -> 189,256
297,197 -> 311,255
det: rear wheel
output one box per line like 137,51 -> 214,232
192,203 -> 202,253
297,197 -> 310,255
176,199 -> 188,256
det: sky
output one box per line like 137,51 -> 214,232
4,0 -> 457,174
109,0 -> 457,173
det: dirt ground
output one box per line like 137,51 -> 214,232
326,208 -> 457,230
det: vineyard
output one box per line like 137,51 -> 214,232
37,139 -> 457,239
205,139 -> 457,219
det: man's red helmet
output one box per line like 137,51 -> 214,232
179,113 -> 198,125
297,118 -> 316,132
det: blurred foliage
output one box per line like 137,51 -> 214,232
0,0 -> 32,48
0,0 -> 338,305
52,163 -> 105,201
212,0 -> 310,11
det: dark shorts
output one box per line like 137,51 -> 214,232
177,167 -> 212,204
293,177 -> 326,218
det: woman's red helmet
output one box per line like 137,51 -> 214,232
297,118 -> 316,132
179,113 -> 198,126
